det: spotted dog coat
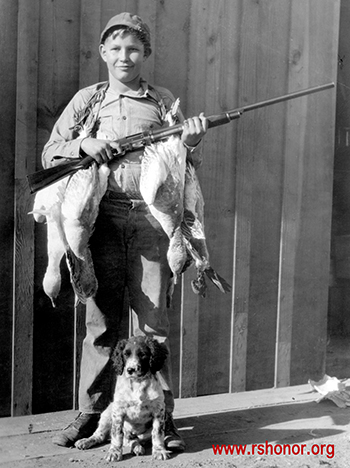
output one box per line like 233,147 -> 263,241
75,336 -> 170,461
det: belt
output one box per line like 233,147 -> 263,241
104,190 -> 143,201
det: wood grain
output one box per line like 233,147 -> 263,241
0,0 -> 17,417
12,0 -> 40,416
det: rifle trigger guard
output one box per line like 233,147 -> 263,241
111,147 -> 126,157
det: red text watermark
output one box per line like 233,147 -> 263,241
212,441 -> 335,459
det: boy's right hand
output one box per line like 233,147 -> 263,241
80,138 -> 124,165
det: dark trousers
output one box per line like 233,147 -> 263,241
78,191 -> 174,414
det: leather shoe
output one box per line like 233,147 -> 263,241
52,412 -> 100,447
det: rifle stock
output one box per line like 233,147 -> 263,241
27,82 -> 334,194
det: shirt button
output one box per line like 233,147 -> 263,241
122,116 -> 127,120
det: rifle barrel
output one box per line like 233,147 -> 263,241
235,82 -> 335,115
27,82 -> 335,194
200,82 -> 335,128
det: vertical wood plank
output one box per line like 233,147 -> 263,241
36,0 -> 81,164
13,178 -> 35,414
12,0 -> 40,416
167,284 -> 181,399
179,271 -> 199,398
0,0 -> 18,417
235,0 -> 289,392
152,0 -> 190,111
229,0 -> 256,394
275,1 -> 310,388
73,303 -> 85,410
79,0 -> 103,88
33,0 -> 81,413
289,0 -> 339,384
187,0 -> 237,396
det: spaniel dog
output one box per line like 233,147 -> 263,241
75,336 -> 170,461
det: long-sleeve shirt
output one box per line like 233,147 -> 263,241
42,79 -> 202,194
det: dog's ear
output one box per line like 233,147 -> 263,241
111,339 -> 128,375
146,338 -> 168,374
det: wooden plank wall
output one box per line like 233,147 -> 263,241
0,0 -> 18,417
0,0 -> 339,416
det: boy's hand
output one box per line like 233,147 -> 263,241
80,138 -> 123,164
181,112 -> 208,148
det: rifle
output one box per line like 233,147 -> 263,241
27,82 -> 334,194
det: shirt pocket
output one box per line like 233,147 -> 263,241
96,114 -> 120,140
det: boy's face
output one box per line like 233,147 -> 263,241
99,32 -> 146,87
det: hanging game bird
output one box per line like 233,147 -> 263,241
140,99 -> 231,297
30,163 -> 110,306
140,127 -> 188,283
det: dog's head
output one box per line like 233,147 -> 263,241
112,336 -> 168,378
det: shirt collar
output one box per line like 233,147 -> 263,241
137,78 -> 160,103
113,78 -> 159,103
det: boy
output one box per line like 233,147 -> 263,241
43,12 -> 208,452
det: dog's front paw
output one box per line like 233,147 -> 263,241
152,447 -> 171,460
105,447 -> 123,462
75,438 -> 94,450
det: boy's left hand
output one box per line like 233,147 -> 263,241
181,112 -> 208,148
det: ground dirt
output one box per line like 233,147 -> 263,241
1,387 -> 349,468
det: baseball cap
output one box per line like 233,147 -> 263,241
100,12 -> 151,53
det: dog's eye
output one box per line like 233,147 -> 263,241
137,352 -> 148,360
123,349 -> 132,357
